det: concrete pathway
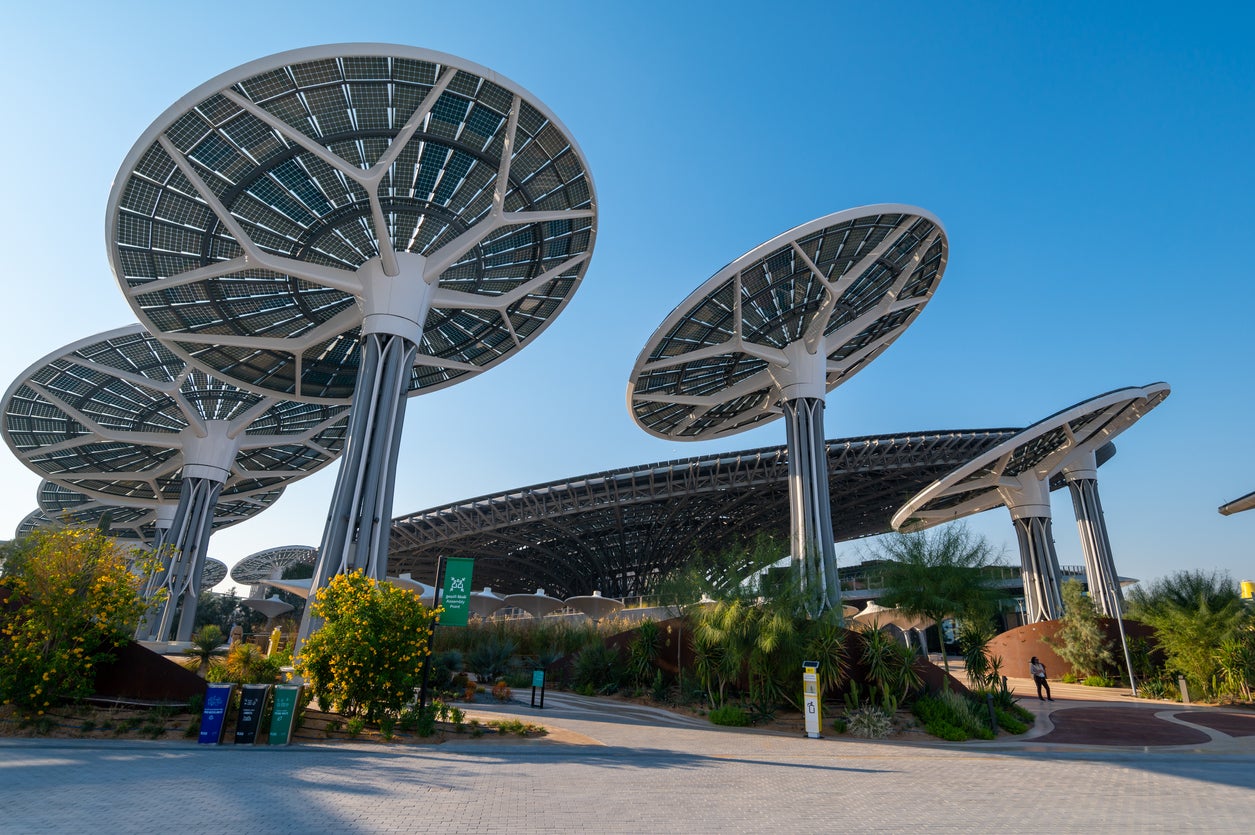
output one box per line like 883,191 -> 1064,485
3,686 -> 1254,833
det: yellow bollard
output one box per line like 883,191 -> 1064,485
267,626 -> 282,656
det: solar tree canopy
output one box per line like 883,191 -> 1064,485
106,43 -> 598,403
891,384 -> 1171,532
1219,490 -> 1255,516
27,480 -> 279,544
201,557 -> 228,589
628,205 -> 946,440
1,325 -> 348,504
229,544 -> 318,586
389,428 -> 1021,599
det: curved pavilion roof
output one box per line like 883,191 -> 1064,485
389,428 -> 1022,598
1,325 -> 346,504
107,43 -> 597,403
628,206 -> 946,440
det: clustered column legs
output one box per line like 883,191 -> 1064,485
782,397 -> 841,619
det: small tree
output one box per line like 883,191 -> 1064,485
870,523 -> 1005,683
0,528 -> 150,714
1127,570 -> 1248,700
295,571 -> 439,721
1045,579 -> 1114,679
184,625 -> 227,678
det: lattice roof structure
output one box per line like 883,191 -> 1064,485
1,325 -> 347,502
389,428 -> 1021,598
628,205 -> 946,440
107,43 -> 597,403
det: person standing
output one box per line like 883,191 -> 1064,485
1030,656 -> 1053,701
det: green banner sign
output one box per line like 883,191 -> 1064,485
440,557 -> 475,627
268,685 -> 303,746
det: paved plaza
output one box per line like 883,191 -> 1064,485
2,687 -> 1254,833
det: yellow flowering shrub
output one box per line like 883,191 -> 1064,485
295,570 -> 440,721
0,528 -> 150,714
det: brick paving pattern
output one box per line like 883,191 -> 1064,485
3,692 -> 1254,833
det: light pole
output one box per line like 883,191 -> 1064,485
1108,578 -> 1138,697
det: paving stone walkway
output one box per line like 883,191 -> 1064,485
2,690 -> 1254,833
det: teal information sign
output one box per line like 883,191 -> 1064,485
532,669 -> 545,688
268,685 -> 303,746
440,557 -> 475,627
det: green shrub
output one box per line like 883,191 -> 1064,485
708,704 -> 751,726
1082,675 -> 1117,688
995,707 -> 1029,734
295,571 -> 439,722
465,638 -> 516,682
846,706 -> 893,739
1061,672 -> 1079,683
344,717 -> 365,738
1137,678 -> 1173,700
651,669 -> 668,703
0,528 -> 151,714
831,717 -> 848,734
628,620 -> 663,686
572,642 -> 625,693
923,717 -> 969,741
912,692 -> 995,741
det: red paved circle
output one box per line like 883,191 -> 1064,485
1173,711 -> 1255,738
1033,706 -> 1210,746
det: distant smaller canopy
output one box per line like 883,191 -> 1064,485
241,595 -> 295,620
852,601 -> 933,632
388,573 -> 437,604
502,589 -> 566,619
565,591 -> 624,622
263,577 -> 314,600
469,587 -> 506,618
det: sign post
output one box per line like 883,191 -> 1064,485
802,661 -> 821,739
235,684 -> 271,745
268,685 -> 303,745
531,669 -> 546,709
418,557 -> 475,710
439,557 -> 475,628
198,683 -> 234,745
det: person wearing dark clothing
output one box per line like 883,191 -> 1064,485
1030,657 -> 1053,701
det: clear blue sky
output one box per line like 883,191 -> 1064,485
2,1 -> 1251,595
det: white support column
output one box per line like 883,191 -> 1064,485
299,254 -> 434,646
145,425 -> 238,642
1060,449 -> 1123,616
773,339 -> 840,618
1002,474 -> 1064,622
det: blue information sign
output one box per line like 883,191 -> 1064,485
198,683 -> 234,745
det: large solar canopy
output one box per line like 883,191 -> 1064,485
1,325 -> 348,502
629,205 -> 946,439
107,43 -> 597,402
389,428 -> 1019,598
